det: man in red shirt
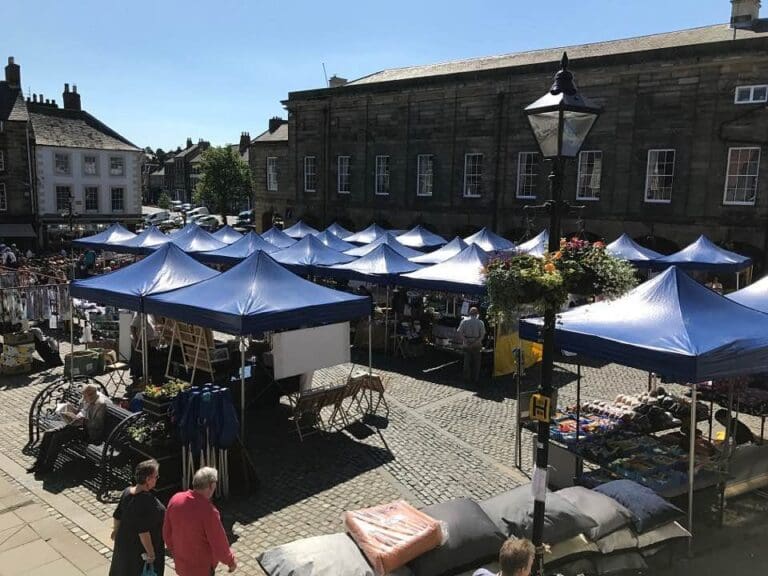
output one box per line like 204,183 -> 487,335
163,467 -> 237,575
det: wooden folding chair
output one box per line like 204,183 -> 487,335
354,373 -> 389,417
292,384 -> 348,441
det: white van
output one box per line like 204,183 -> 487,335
186,207 -> 210,221
144,210 -> 170,226
169,200 -> 183,212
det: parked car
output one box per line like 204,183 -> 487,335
186,207 -> 210,221
181,203 -> 193,213
144,210 -> 170,227
235,209 -> 254,227
170,200 -> 183,212
196,215 -> 220,232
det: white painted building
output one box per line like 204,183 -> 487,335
27,85 -> 142,245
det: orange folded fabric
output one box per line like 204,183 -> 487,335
344,500 -> 444,575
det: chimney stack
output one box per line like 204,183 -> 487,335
186,137 -> 193,148
731,0 -> 761,28
4,57 -> 20,90
268,116 -> 286,133
328,74 -> 348,88
239,132 -> 250,153
62,82 -> 82,111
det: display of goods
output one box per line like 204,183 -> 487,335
3,331 -> 34,346
343,500 -> 444,575
63,350 -> 102,377
1,363 -> 31,375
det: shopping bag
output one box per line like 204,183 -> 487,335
141,562 -> 157,576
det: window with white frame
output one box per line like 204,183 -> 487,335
0,183 -> 6,211
463,153 -> 484,198
375,155 -> 390,195
56,185 -> 71,212
417,154 -> 434,197
54,152 -> 71,175
109,156 -> 124,176
735,85 -> 768,104
0,150 -> 5,172
303,156 -> 317,193
111,187 -> 124,212
576,150 -> 603,200
644,149 -> 676,203
338,156 -> 351,194
516,152 -> 539,199
85,186 -> 99,211
724,147 -> 761,205
266,157 -> 278,191
83,154 -> 98,176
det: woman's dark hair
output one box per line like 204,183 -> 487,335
135,459 -> 159,485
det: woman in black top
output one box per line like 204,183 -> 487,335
110,459 -> 166,576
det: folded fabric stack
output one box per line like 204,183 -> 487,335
258,479 -> 689,576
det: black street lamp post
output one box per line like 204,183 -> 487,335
523,52 -> 601,575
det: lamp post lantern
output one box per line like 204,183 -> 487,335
523,52 -> 601,575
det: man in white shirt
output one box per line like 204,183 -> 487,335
457,306 -> 486,385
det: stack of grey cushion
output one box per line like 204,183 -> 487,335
258,479 -> 689,576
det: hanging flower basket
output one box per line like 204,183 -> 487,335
485,238 -> 638,322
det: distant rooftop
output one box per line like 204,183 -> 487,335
28,104 -> 139,151
252,123 -> 288,143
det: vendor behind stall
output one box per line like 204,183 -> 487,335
130,313 -> 162,385
457,307 -> 486,385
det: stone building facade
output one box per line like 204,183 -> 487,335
162,138 -> 210,203
250,117 -> 289,231
273,5 -> 768,265
0,57 -> 36,246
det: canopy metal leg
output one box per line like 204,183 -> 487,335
368,315 -> 373,378
141,312 -> 149,386
687,383 -> 697,555
240,337 -> 246,442
384,285 -> 390,355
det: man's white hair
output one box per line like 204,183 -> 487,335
192,466 -> 218,490
83,383 -> 99,395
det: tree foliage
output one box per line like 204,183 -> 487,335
157,192 -> 171,210
193,146 -> 252,219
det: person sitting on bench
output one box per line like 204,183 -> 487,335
27,383 -> 109,474
715,409 -> 756,446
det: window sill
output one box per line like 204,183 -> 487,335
722,201 -> 756,206
374,193 -> 390,196
643,199 -> 672,204
416,193 -> 433,198
515,195 -> 536,200
337,191 -> 351,195
304,189 -> 316,194
576,196 -> 600,202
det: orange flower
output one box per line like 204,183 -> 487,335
544,262 -> 556,273
552,251 -> 562,260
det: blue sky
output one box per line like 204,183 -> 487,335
3,0 -> 733,151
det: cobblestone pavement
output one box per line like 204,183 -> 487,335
1,344 -> 767,575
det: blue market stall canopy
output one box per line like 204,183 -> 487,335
194,231 -> 278,265
212,225 -> 243,244
72,223 -> 136,250
314,230 -> 356,252
144,251 -> 371,335
261,226 -> 297,249
324,222 -> 353,240
410,236 -> 468,264
345,232 -> 423,259
727,274 -> 768,313
517,230 -> 549,258
112,225 -> 170,255
345,223 -> 387,245
400,244 -> 489,295
170,225 -> 227,253
322,243 -> 422,283
70,243 -> 218,311
519,266 -> 768,382
167,223 -> 199,239
464,227 -> 516,252
283,220 -> 320,239
605,233 -> 662,268
652,235 -> 752,273
271,234 -> 356,272
397,225 -> 448,249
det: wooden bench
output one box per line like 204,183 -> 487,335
26,377 -> 149,500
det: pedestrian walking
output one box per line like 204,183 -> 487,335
110,459 -> 166,576
163,467 -> 237,575
457,306 -> 486,385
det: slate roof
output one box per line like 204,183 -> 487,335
251,123 -> 288,143
229,143 -> 249,162
0,84 -> 27,122
28,104 -> 139,151
348,23 -> 768,86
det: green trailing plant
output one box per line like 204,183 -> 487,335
485,238 -> 638,323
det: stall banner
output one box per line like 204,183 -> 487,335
494,332 -> 542,376
272,322 -> 351,380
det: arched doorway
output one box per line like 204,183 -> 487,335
634,235 -> 680,256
